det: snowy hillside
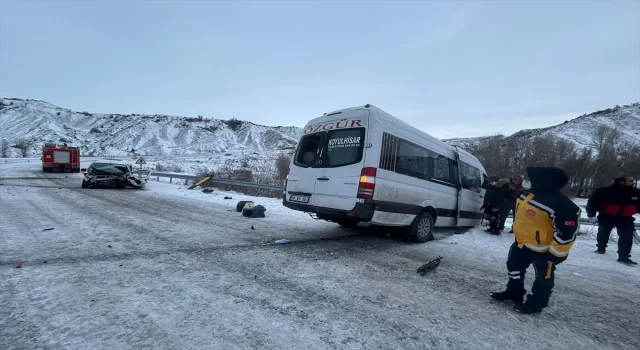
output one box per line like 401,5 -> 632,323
440,135 -> 499,152
444,103 -> 640,151
0,98 -> 302,159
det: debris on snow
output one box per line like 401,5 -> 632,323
107,245 -> 112,248
242,202 -> 256,217
249,205 -> 267,218
201,188 -> 214,193
15,264 -> 22,268
275,239 -> 292,244
236,200 -> 253,212
417,256 -> 443,276
241,203 -> 266,218
251,225 -> 255,230
42,227 -> 54,231
224,196 -> 232,199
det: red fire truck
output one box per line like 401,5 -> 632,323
42,142 -> 81,172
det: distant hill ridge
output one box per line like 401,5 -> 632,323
443,102 -> 640,152
2,97 -> 638,159
0,97 -> 303,158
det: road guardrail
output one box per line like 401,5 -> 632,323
133,170 -> 285,192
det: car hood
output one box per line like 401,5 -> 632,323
91,164 -> 127,176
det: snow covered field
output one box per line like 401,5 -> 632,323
1,158 -> 640,350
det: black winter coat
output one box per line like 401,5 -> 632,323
482,184 -> 504,211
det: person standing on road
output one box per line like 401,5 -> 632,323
481,175 -> 503,234
490,166 -> 581,314
495,174 -> 525,233
586,175 -> 640,266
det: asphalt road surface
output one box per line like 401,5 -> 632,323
1,160 -> 639,350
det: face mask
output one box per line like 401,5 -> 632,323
522,179 -> 531,190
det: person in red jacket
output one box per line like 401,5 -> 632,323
586,175 -> 640,265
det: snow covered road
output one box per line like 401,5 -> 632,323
1,159 -> 640,350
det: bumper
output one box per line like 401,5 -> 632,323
283,198 -> 375,221
43,163 -> 80,170
84,175 -> 146,189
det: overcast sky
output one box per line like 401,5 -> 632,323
1,1 -> 638,139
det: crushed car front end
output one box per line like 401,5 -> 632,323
81,162 -> 148,189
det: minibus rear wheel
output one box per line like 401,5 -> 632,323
409,211 -> 434,243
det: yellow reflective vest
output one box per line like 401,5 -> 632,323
513,192 -> 582,258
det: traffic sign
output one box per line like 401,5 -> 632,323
135,157 -> 146,165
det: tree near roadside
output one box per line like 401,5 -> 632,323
1,138 -> 9,158
13,138 -> 32,158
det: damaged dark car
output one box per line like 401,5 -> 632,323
81,160 -> 148,189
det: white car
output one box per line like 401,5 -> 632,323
81,159 -> 148,189
283,104 -> 487,242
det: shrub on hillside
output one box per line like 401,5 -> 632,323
222,118 -> 242,131
185,115 -> 204,122
275,154 -> 291,181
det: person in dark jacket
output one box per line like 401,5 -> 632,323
490,166 -> 581,314
587,175 -> 640,265
496,174 -> 525,233
481,175 -> 503,234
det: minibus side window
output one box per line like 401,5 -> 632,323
433,155 -> 455,184
395,139 -> 432,180
460,162 -> 482,193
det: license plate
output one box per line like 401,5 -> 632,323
289,195 -> 310,203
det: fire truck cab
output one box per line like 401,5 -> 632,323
42,141 -> 81,172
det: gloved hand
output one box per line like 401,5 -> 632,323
587,217 -> 597,224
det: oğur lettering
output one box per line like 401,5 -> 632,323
304,119 -> 363,135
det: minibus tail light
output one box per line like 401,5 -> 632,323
357,167 -> 376,199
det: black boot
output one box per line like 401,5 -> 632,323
617,257 -> 638,266
595,248 -> 605,254
514,301 -> 542,314
490,290 -> 524,303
